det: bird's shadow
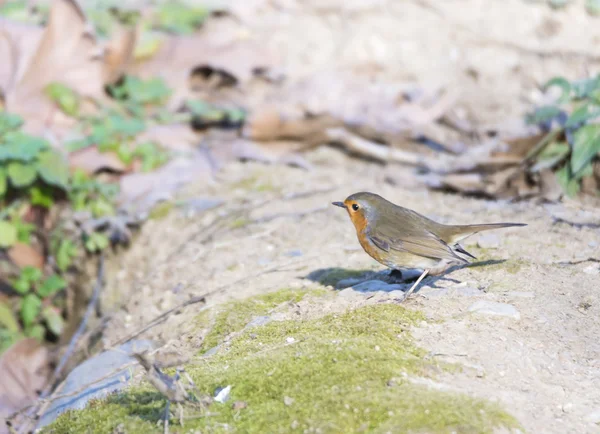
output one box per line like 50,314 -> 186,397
304,260 -> 506,294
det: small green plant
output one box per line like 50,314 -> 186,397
10,266 -> 66,339
0,110 -> 122,353
526,75 -> 600,197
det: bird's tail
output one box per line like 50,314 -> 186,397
444,222 -> 527,244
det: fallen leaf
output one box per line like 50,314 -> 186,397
7,242 -> 44,270
1,0 -> 133,135
68,145 -> 128,175
102,27 -> 136,85
129,29 -> 275,109
0,338 -> 50,432
118,151 -> 215,214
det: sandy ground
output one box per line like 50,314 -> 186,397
94,1 -> 600,432
99,148 -> 600,433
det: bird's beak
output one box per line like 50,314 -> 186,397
332,201 -> 346,209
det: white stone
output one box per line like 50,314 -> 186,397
468,301 -> 521,320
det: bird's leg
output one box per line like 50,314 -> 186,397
163,400 -> 171,434
402,269 -> 429,301
389,269 -> 403,282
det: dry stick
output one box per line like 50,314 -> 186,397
109,295 -> 207,347
325,128 -> 455,172
49,255 -> 105,388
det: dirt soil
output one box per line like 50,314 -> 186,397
94,1 -> 600,433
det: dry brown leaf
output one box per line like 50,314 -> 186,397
1,0 -> 133,135
68,145 -> 128,175
3,0 -> 104,133
251,71 -> 457,142
0,19 -> 43,100
129,31 -> 275,109
0,338 -> 50,432
243,107 -> 342,142
7,243 -> 44,270
103,27 -> 136,85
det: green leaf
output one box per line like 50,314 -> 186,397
526,105 -> 562,125
587,0 -> 600,15
0,167 -> 7,197
42,306 -> 64,336
20,294 -> 41,328
0,132 -> 48,161
25,324 -> 45,340
530,141 -> 570,172
12,278 -> 30,295
155,3 -> 208,34
7,161 -> 37,187
544,77 -> 571,103
56,240 -> 78,272
0,221 -> 18,248
85,232 -> 109,252
45,82 -> 80,117
30,186 -> 55,208
571,124 -> 600,175
22,266 -> 43,283
572,76 -> 600,100
37,274 -> 67,298
556,165 -> 580,197
565,103 -> 600,128
0,111 -> 24,135
0,302 -> 19,333
15,220 -> 36,244
36,150 -> 69,188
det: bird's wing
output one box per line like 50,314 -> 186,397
367,215 -> 467,264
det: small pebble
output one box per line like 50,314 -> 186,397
284,396 -> 295,406
585,409 -> 600,424
468,301 -> 521,320
286,337 -> 296,344
214,385 -> 231,403
291,420 -> 299,429
232,401 -> 247,410
477,233 -> 501,249
351,280 -> 404,293
583,265 -> 599,275
588,241 -> 598,248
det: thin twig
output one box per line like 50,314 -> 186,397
554,257 -> 600,266
49,255 -> 105,388
109,295 -> 207,347
109,256 -> 316,348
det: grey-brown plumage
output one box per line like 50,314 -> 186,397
332,192 -> 527,299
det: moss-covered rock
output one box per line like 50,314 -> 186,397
46,298 -> 518,434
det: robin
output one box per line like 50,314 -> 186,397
332,192 -> 526,299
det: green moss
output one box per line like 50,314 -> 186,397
198,287 -> 328,353
148,201 -> 174,220
230,175 -> 276,193
230,217 -> 251,229
46,304 -> 518,434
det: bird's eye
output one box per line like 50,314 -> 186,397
352,203 -> 360,211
